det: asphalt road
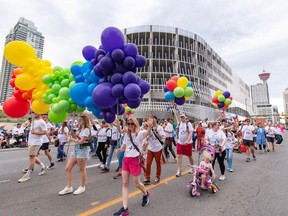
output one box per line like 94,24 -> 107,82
0,136 -> 287,216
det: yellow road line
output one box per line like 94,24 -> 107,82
77,170 -> 190,216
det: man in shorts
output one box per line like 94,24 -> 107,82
175,113 -> 194,177
18,113 -> 49,183
241,119 -> 256,162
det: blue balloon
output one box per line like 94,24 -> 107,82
75,75 -> 85,83
92,107 -> 102,119
187,81 -> 192,87
85,96 -> 94,107
164,91 -> 175,101
88,83 -> 97,94
89,71 -> 100,84
71,65 -> 82,77
70,83 -> 90,107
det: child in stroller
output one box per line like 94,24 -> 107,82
187,145 -> 219,197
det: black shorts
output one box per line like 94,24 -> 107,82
40,142 -> 50,150
243,139 -> 254,146
253,137 -> 256,142
267,137 -> 274,143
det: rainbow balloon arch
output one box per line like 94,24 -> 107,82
2,27 -> 151,123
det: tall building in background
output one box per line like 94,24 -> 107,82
0,17 -> 44,104
283,87 -> 288,123
251,70 -> 273,122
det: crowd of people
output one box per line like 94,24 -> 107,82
14,112 -> 285,216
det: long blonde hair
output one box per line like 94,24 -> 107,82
126,115 -> 140,137
79,114 -> 91,139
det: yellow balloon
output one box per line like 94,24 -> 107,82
185,96 -> 190,100
177,77 -> 189,88
215,90 -> 223,97
4,41 -> 36,66
32,100 -> 50,114
213,103 -> 218,108
43,60 -> 52,67
15,74 -> 36,90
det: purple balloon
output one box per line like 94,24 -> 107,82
223,91 -> 231,98
123,56 -> 136,70
94,49 -> 106,60
93,63 -> 104,77
111,83 -> 125,99
218,102 -> 224,109
123,43 -> 138,58
124,83 -> 141,100
82,45 -> 97,61
111,49 -> 125,63
138,79 -> 150,94
92,83 -> 117,109
104,114 -> 116,123
97,54 -> 105,62
110,104 -> 125,115
114,64 -> 127,74
122,71 -> 138,86
164,86 -> 169,92
90,58 -> 97,66
118,98 -> 127,104
127,99 -> 141,109
101,27 -> 125,53
111,73 -> 123,85
106,111 -> 114,119
99,56 -> 114,72
98,78 -> 108,84
175,97 -> 185,105
100,111 -> 106,118
135,55 -> 146,68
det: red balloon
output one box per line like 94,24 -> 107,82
13,89 -> 23,99
9,79 -> 15,87
166,80 -> 177,91
3,97 -> 30,118
229,96 -> 233,100
171,75 -> 179,82
212,96 -> 219,103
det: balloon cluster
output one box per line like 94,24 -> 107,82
164,75 -> 194,105
124,104 -> 136,115
3,41 -> 53,118
41,64 -> 85,123
70,27 -> 150,123
212,90 -> 233,109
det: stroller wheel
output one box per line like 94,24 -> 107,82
189,186 -> 197,197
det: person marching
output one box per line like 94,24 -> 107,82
56,121 -> 69,162
59,114 -> 91,195
143,115 -> 165,185
164,117 -> 177,163
175,113 -> 194,177
18,113 -> 48,183
114,116 -> 151,216
241,119 -> 256,161
265,122 -> 277,152
223,127 -> 236,172
255,122 -> 267,153
96,121 -> 111,169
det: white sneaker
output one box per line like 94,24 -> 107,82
176,170 -> 181,177
219,175 -> 226,181
59,187 -> 73,195
38,166 -> 48,176
73,186 -> 85,195
18,174 -> 30,183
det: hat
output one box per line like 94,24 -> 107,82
69,119 -> 73,122
101,120 -> 106,124
152,115 -> 158,120
180,113 -> 186,117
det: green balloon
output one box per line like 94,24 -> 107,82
53,66 -> 63,73
51,103 -> 62,114
48,94 -> 56,103
51,74 -> 57,80
58,100 -> 70,111
131,109 -> 136,114
184,87 -> 194,97
52,97 -> 58,103
48,83 -> 53,88
69,74 -> 75,82
59,87 -> 70,100
173,87 -> 185,98
52,84 -> 61,94
54,81 -> 60,85
70,104 -> 77,111
46,89 -> 52,95
61,79 -> 70,87
69,81 -> 76,89
76,106 -> 85,113
58,76 -> 64,81
48,110 -> 68,124
68,98 -> 74,103
42,74 -> 51,85
224,98 -> 232,105
218,95 -> 226,102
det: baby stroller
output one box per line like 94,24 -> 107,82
186,145 -> 219,197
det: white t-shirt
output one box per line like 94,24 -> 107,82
42,122 -> 53,143
205,130 -> 227,151
98,127 -> 110,142
91,126 -> 97,136
28,119 -> 47,146
148,125 -> 165,152
265,126 -> 276,138
164,123 -> 173,138
79,128 -> 90,138
123,131 -> 145,157
13,127 -> 24,135
107,125 -> 120,141
225,132 -> 236,149
241,125 -> 255,141
202,121 -> 208,128
178,121 -> 193,145
58,126 -> 69,143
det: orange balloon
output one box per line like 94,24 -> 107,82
13,68 -> 22,76
224,104 -> 229,109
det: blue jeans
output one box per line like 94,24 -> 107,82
118,152 -> 124,169
91,136 -> 98,153
57,142 -> 67,159
226,148 -> 233,169
106,142 -> 117,168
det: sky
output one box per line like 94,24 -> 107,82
0,0 -> 287,112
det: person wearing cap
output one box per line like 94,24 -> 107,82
142,115 -> 165,185
241,119 -> 256,162
164,117 -> 176,163
13,123 -> 26,145
175,113 -> 194,177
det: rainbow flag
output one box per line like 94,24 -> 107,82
211,181 -> 220,192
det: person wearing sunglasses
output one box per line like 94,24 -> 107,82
114,116 -> 152,216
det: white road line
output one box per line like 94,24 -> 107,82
0,179 -> 10,183
86,160 -> 118,169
